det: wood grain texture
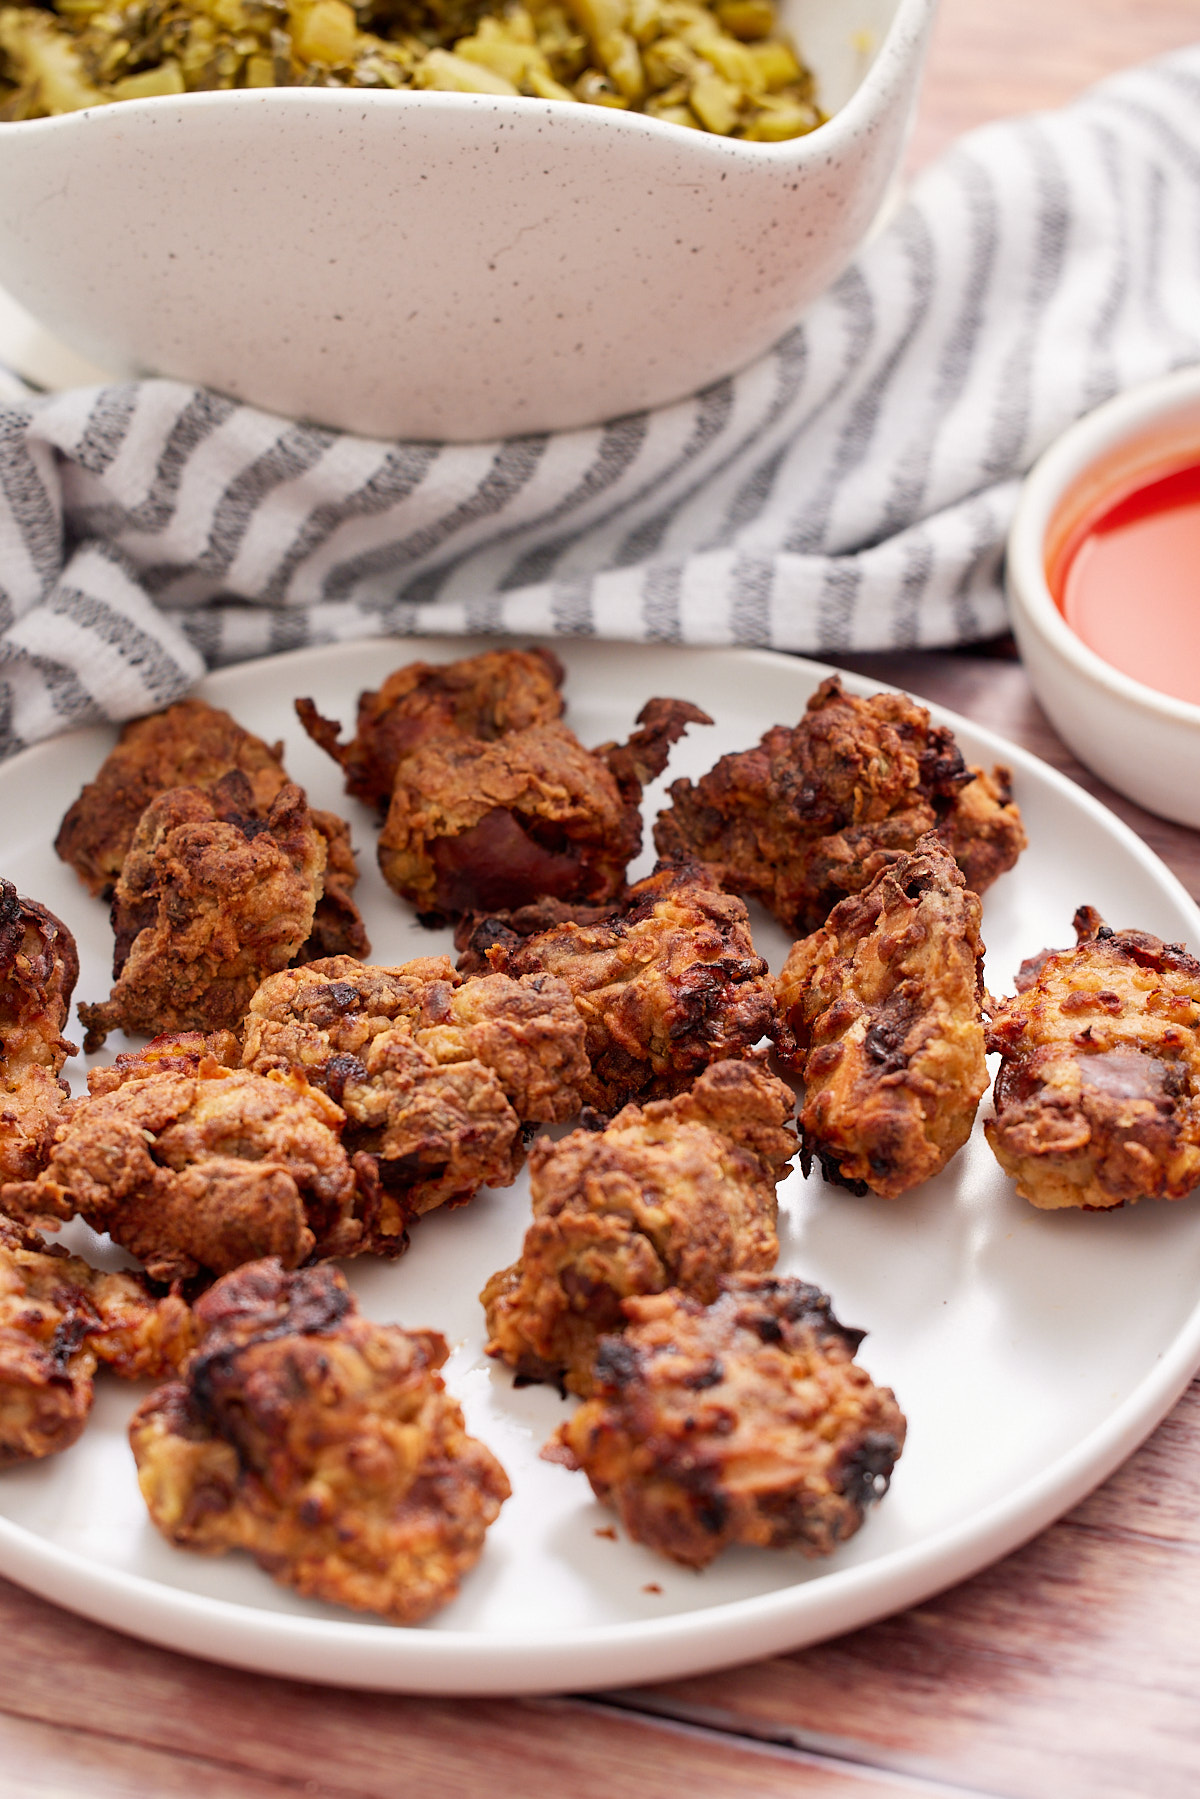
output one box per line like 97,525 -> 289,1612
0,1580 -> 964,1799
5,1 -> 1200,1793
907,0 -> 1199,170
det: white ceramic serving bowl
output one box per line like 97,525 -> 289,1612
1006,364 -> 1200,829
0,0 -> 934,440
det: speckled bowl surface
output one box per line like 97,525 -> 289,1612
0,0 -> 934,439
1006,364 -> 1200,829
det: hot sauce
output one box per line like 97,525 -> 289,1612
1047,457 -> 1200,705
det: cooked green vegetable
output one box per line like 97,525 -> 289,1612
0,0 -> 823,136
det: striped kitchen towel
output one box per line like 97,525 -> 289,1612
2,44 -> 1199,758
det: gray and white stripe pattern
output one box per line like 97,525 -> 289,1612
2,47 -> 1199,758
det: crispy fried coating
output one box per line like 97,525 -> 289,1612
547,1274 -> 905,1569
242,955 -> 588,1247
985,908 -> 1200,1210
1,1063 -> 360,1283
0,1066 -> 75,1187
377,698 -> 711,921
296,646 -> 567,814
0,881 -> 80,1181
0,1215 -> 196,1466
129,1259 -> 510,1624
87,1030 -> 243,1096
77,774 -> 329,1051
54,697 -> 369,962
458,861 -> 776,1113
775,836 -> 987,1198
481,1058 -> 795,1397
653,676 -> 1026,934
934,762 -> 1028,902
0,882 -> 78,1073
243,955 -> 587,1123
55,698 -> 288,897
305,805 -> 370,961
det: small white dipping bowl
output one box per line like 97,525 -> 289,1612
1006,364 -> 1200,829
0,0 -> 933,440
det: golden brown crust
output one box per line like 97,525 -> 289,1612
0,881 -> 80,1181
242,955 -> 588,1244
985,909 -> 1200,1210
54,698 -> 289,899
481,1058 -> 795,1396
458,860 -> 776,1113
86,1030 -> 243,1096
0,1214 -> 196,1466
54,697 -> 369,964
1,1063 -> 360,1283
0,1066 -> 74,1186
653,676 -> 1025,934
305,808 -> 371,961
548,1275 -> 905,1569
0,881 -> 78,1073
296,646 -> 567,814
775,835 -> 987,1198
77,774 -> 328,1050
936,763 -> 1028,899
129,1259 -> 510,1624
377,699 -> 710,921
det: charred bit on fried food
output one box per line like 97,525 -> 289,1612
653,676 -> 1026,935
77,773 -> 329,1051
0,1214 -> 196,1466
456,859 -> 776,1113
296,646 -> 567,815
481,1057 -> 795,1397
54,696 -> 369,962
129,1258 -> 510,1624
377,698 -> 712,921
775,835 -> 988,1198
242,954 -> 589,1249
1,1061 -> 361,1284
985,906 -> 1200,1210
0,880 -> 79,1183
546,1274 -> 906,1569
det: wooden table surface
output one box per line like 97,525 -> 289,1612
6,3 -> 1200,1794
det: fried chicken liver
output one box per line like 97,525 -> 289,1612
1,1062 -> 361,1283
377,698 -> 710,921
481,1058 -> 795,1397
54,696 -> 368,962
653,676 -> 1026,935
0,881 -> 79,1183
457,860 -> 776,1113
0,1215 -> 196,1465
985,908 -> 1200,1210
77,774 -> 330,1051
296,645 -> 567,814
242,955 -> 588,1248
547,1275 -> 906,1569
776,836 -> 987,1198
130,1259 -> 510,1624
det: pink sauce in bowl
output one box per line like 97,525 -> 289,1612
1007,366 -> 1200,829
1047,457 -> 1200,706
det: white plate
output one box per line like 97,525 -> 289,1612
3,637 -> 1200,1697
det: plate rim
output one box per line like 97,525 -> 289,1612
3,633 -> 1199,1695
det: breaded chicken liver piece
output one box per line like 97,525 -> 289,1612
130,1259 -> 510,1624
986,907 -> 1200,1209
547,1274 -> 905,1569
482,1057 -> 795,1397
775,835 -> 987,1198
